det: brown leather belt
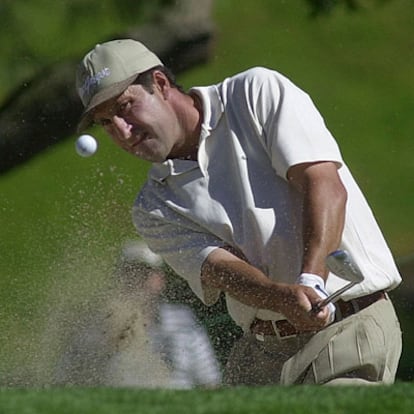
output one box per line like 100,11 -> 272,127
250,290 -> 386,339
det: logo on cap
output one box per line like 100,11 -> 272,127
78,67 -> 111,105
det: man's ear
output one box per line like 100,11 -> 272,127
152,70 -> 170,98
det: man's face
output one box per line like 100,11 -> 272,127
92,73 -> 181,163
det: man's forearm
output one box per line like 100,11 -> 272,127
201,248 -> 287,312
288,162 -> 347,281
301,175 -> 347,279
200,247 -> 331,329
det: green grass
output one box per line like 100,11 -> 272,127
1,0 -> 414,384
1,384 -> 413,414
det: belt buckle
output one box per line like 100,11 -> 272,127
271,320 -> 297,341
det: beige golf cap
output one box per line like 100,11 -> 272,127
76,39 -> 163,132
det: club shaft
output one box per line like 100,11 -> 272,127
318,281 -> 356,308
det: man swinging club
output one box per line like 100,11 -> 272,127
75,39 -> 402,385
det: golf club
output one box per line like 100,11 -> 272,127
313,249 -> 365,311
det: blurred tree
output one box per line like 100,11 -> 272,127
0,0 -> 395,173
0,0 -> 213,174
305,0 -> 392,15
0,0 -> 172,97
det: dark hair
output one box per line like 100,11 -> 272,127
134,65 -> 185,94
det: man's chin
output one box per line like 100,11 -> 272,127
132,150 -> 166,164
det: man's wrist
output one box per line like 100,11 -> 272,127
296,272 -> 336,322
296,272 -> 325,288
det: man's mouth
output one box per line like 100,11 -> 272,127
131,131 -> 150,147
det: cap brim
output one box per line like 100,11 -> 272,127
77,73 -> 138,133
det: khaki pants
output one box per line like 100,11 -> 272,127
224,295 -> 402,385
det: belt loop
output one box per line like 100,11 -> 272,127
335,303 -> 343,322
351,299 -> 360,314
270,320 -> 281,340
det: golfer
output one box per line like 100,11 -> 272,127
76,39 -> 402,385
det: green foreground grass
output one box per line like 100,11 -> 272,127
1,384 -> 413,414
1,0 -> 414,385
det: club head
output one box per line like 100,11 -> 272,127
325,249 -> 365,283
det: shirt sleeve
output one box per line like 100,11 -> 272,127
132,201 -> 223,306
245,67 -> 344,179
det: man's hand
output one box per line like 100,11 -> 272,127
277,283 -> 332,331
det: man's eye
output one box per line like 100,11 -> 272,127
119,102 -> 131,114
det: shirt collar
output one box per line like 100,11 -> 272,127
149,85 -> 224,183
191,85 -> 224,134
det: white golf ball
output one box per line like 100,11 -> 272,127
75,134 -> 98,157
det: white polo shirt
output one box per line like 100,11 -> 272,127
133,67 -> 401,331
